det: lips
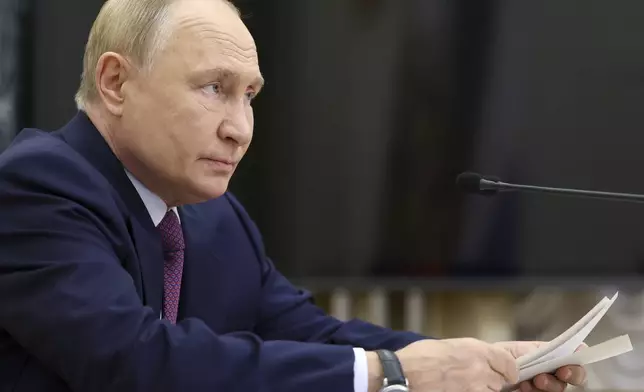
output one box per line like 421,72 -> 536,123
200,157 -> 238,172
202,156 -> 238,165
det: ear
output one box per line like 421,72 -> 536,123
94,52 -> 133,116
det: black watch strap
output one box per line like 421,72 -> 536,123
376,349 -> 407,387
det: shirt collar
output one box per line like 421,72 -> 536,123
125,171 -> 178,226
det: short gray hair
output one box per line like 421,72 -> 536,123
74,0 -> 238,110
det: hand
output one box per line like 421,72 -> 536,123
495,341 -> 587,392
388,338 -> 519,392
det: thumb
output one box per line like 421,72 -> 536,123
496,341 -> 546,359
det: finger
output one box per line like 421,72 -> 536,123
555,365 -> 586,386
519,380 -> 534,392
533,373 -> 566,392
497,341 -> 545,359
518,381 -> 546,392
486,377 -> 505,392
522,386 -> 548,392
519,380 -> 551,392
487,345 -> 519,383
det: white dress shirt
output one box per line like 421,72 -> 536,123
125,171 -> 369,392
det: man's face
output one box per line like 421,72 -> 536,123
119,0 -> 263,205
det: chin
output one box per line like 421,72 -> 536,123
187,178 -> 230,203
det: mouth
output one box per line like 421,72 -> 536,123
200,157 -> 238,172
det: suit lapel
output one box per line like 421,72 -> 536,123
176,205 -> 199,322
56,112 -> 164,315
127,218 -> 164,314
177,204 -> 220,324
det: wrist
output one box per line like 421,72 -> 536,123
366,351 -> 384,392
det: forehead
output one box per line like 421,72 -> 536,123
160,0 -> 260,77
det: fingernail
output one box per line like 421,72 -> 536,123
541,376 -> 549,388
562,369 -> 572,381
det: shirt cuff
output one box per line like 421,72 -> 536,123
353,347 -> 369,392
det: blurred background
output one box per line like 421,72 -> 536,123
3,0 -> 644,388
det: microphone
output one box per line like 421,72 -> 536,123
456,171 -> 644,203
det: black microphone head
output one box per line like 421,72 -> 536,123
456,172 -> 482,193
456,171 -> 498,195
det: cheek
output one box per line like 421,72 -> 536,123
194,89 -> 223,113
126,86 -> 182,138
247,106 -> 254,126
182,107 -> 225,153
246,105 -> 255,138
151,102 -> 205,164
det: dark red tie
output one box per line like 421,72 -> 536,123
157,210 -> 184,324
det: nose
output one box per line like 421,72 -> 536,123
217,100 -> 252,146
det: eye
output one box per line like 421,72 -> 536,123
245,90 -> 257,102
202,83 -> 221,95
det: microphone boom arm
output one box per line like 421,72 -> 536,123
482,179 -> 644,203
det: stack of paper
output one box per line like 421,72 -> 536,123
503,292 -> 633,391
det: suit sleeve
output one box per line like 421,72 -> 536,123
225,194 -> 428,352
0,152 -> 356,392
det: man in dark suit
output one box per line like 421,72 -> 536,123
0,0 -> 586,391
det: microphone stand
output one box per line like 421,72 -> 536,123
480,178 -> 644,204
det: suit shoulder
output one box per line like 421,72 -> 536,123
1,128 -> 80,166
223,192 -> 250,218
0,128 -> 115,203
190,192 -> 251,221
188,192 -> 265,246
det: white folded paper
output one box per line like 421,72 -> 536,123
502,291 -> 633,391
517,334 -> 632,383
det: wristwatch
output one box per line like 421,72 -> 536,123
376,349 -> 409,392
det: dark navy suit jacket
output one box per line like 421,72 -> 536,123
0,112 -> 424,392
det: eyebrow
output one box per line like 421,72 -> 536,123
198,67 -> 265,91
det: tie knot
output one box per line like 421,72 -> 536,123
157,210 -> 184,252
